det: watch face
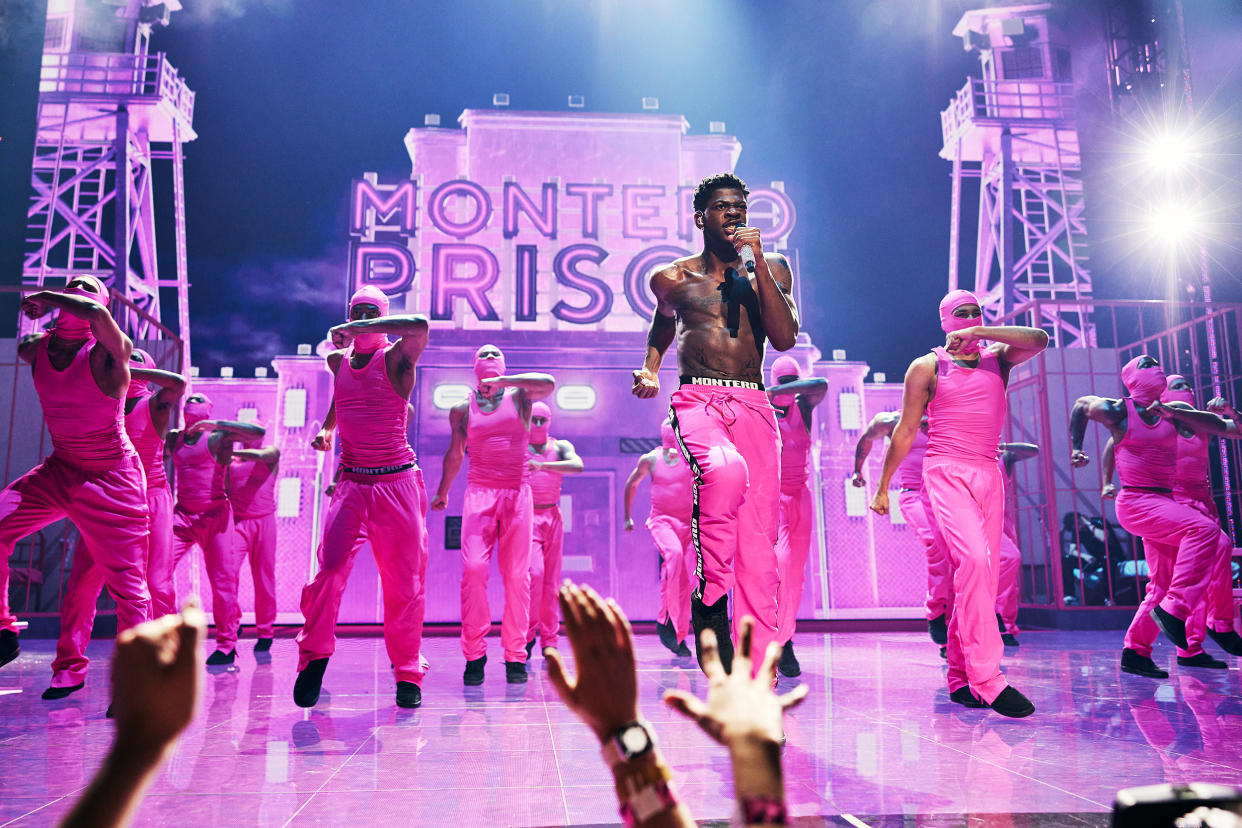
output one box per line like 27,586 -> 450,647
620,724 -> 652,755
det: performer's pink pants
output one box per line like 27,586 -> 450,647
899,487 -> 951,621
1174,492 -> 1236,657
297,470 -> 428,685
51,485 -> 172,687
173,501 -> 239,652
235,512 -> 278,638
460,483 -> 532,663
923,458 -> 1008,704
648,513 -> 693,643
527,506 -> 563,649
0,454 -> 150,639
670,386 -> 781,675
776,483 -> 813,644
995,519 -> 1022,635
1117,488 -> 1221,656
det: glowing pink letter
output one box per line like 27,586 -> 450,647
431,243 -> 500,322
622,185 -> 667,240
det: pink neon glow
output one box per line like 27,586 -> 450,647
428,180 -> 493,238
351,242 -> 416,294
564,183 -> 613,239
503,181 -> 557,239
622,185 -> 667,240
746,189 -> 797,240
351,180 -> 418,235
430,243 -> 500,321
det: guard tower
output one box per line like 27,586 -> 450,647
23,0 -> 195,370
940,3 -> 1094,347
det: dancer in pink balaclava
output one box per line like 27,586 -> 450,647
229,432 -> 280,653
524,402 -> 583,659
432,345 -> 554,685
1071,356 -> 1230,678
766,355 -> 827,677
49,347 -> 186,694
1,276 -> 150,693
624,418 -> 695,657
872,289 -> 1047,717
169,393 -> 265,665
296,285 -> 431,709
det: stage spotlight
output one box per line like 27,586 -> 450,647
641,97 -> 659,111
1142,131 -> 1198,174
555,385 -> 596,411
220,365 -> 234,378
709,121 -> 726,134
433,383 -> 472,410
568,95 -> 585,109
1147,202 -> 1200,244
424,114 -> 441,127
492,93 -> 510,107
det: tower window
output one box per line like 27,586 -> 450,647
1001,47 -> 1044,80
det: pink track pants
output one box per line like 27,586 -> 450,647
1175,492 -> 1236,657
297,469 -> 429,685
527,505 -> 564,649
173,501 -> 239,652
900,487 -> 951,621
235,512 -> 278,638
1117,488 -> 1222,656
995,515 -> 1021,635
923,458 -> 1008,704
0,454 -> 150,639
51,484 -> 172,687
460,483 -> 533,663
776,482 -> 814,644
670,385 -> 781,674
649,512 -> 693,643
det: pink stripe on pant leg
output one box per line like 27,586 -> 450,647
776,483 -> 814,644
649,513 -> 693,644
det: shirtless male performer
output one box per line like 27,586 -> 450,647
767,355 -> 828,677
0,276 -> 150,678
1070,355 -> 1229,678
431,345 -> 554,686
229,435 -> 280,653
632,172 -> 799,675
169,394 -> 265,665
296,285 -> 430,709
623,418 -> 695,658
871,289 -> 1047,718
48,348 -> 185,697
524,402 -> 583,661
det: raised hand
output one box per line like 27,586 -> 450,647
21,295 -> 50,319
632,368 -> 660,399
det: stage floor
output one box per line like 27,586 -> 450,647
2,629 -> 1240,827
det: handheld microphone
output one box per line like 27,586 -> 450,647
736,225 -> 756,273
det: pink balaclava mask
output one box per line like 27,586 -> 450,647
56,276 -> 109,340
769,355 -> 801,405
1122,356 -> 1167,407
660,421 -> 678,451
529,402 -> 551,445
1160,373 -> 1194,406
127,348 -> 155,398
474,345 -> 506,386
939,289 -> 982,354
183,394 -> 213,427
348,285 -> 390,353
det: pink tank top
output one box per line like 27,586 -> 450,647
173,434 -> 228,510
1173,429 -> 1211,498
32,336 -> 133,469
466,389 -> 530,489
335,345 -> 416,469
896,427 -> 929,489
649,451 -> 693,522
126,396 -> 167,489
777,403 -> 811,491
1115,398 -> 1177,490
229,458 -> 277,518
529,440 -> 563,506
926,347 -> 1006,464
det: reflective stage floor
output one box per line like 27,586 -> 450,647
2,629 -> 1241,826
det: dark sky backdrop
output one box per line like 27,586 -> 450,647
2,0 -> 1240,378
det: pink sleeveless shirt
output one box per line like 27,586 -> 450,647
32,336 -> 134,469
777,402 -> 811,492
649,450 -> 693,522
926,347 -> 1006,464
335,345 -> 416,469
466,389 -> 530,490
229,458 -> 277,518
529,440 -> 563,506
1173,430 -> 1212,500
173,434 -> 228,510
126,395 -> 167,489
1115,398 -> 1177,490
896,427 -> 929,490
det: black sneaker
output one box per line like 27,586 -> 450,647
691,594 -> 733,675
675,641 -> 691,658
989,686 -> 1035,718
1121,647 -> 1168,678
939,646 -> 947,660
1177,652 -> 1229,669
928,614 -> 948,645
525,638 -> 535,661
996,613 -> 1006,633
395,681 -> 422,708
105,703 -> 114,719
463,656 -> 486,686
777,641 -> 801,677
949,686 -> 985,708
206,649 -> 236,666
254,637 -> 274,653
41,683 -> 84,700
0,629 -> 19,667
655,619 -> 681,655
1002,633 -> 1019,648
1207,628 -> 1242,656
505,661 -> 528,684
1151,606 -> 1189,650
294,658 -> 329,707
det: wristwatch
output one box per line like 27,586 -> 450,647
601,720 -> 655,767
